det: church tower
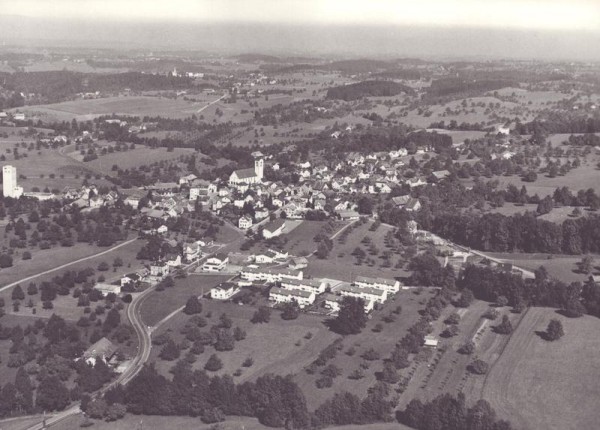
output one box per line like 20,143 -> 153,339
252,151 -> 264,180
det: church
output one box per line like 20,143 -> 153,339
229,151 -> 264,186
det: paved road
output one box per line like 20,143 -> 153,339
0,238 -> 139,294
422,230 -> 536,279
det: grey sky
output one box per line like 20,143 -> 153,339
2,0 -> 600,31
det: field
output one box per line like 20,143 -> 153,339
146,287 -> 436,412
278,220 -> 347,256
0,237 -> 143,288
482,307 -> 600,430
486,252 -> 590,283
298,289 -> 436,410
53,414 -> 413,430
147,297 -> 340,392
139,274 -> 232,326
492,162 -> 600,198
0,238 -> 144,324
68,145 -> 195,175
11,95 -> 222,122
305,220 -> 411,281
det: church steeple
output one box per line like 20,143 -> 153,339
252,151 -> 264,180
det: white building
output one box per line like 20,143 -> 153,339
202,253 -> 229,272
269,287 -> 315,308
150,262 -> 170,278
280,278 -> 327,295
262,219 -> 286,239
240,267 -> 303,283
239,216 -> 253,230
355,276 -> 400,294
2,165 -> 23,199
338,284 -> 387,304
210,282 -> 240,300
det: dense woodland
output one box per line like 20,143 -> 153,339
0,71 -> 192,103
458,264 -> 600,318
326,81 -> 413,101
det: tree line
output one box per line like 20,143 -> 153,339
458,264 -> 600,318
425,211 -> 600,254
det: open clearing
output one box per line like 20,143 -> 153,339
482,307 -> 600,430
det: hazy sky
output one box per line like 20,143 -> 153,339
3,0 -> 600,31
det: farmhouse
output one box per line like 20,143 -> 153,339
94,283 -> 121,296
269,287 -> 315,308
338,284 -> 387,304
288,256 -> 309,270
355,276 -> 400,294
404,198 -> 422,212
202,253 -> 229,272
262,218 -> 286,239
280,278 -> 327,294
82,337 -> 118,366
240,267 -> 303,283
210,282 -> 240,300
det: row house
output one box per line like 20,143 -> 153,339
240,267 -> 303,283
280,278 -> 327,294
338,284 -> 388,304
354,276 -> 400,294
269,287 -> 315,308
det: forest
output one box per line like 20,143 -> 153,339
326,80 -> 413,101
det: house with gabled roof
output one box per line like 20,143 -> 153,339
263,219 -> 286,239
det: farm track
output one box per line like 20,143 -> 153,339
0,238 -> 139,294
480,307 -> 543,430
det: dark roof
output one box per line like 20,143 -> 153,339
264,218 -> 285,233
233,168 -> 257,180
83,337 -> 117,360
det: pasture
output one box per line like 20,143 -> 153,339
297,288 -> 435,411
11,95 -> 214,122
54,414 -> 413,430
147,297 -> 340,392
139,274 -> 232,326
72,145 -> 195,175
146,287 -> 434,412
485,252 -> 590,284
482,307 -> 600,430
493,162 -> 600,198
305,219 -> 411,282
278,220 -> 346,256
